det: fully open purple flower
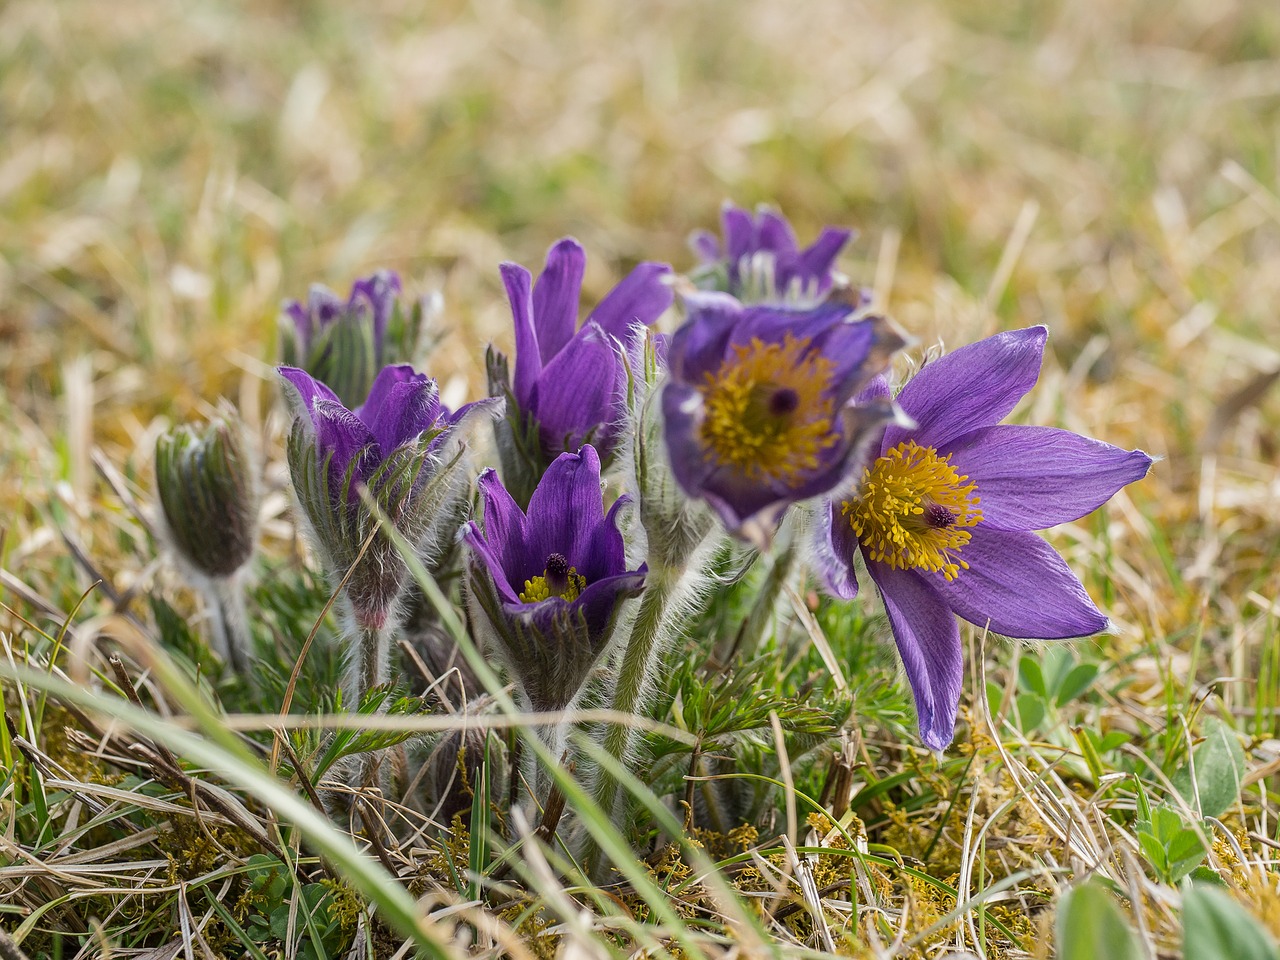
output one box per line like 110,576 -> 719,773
690,203 -> 855,304
662,292 -> 906,547
281,363 -> 500,629
281,271 -> 413,408
465,445 -> 646,711
495,238 -> 673,475
814,327 -> 1153,750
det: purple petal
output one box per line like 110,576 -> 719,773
667,292 -> 743,380
474,469 -> 534,586
313,399 -> 377,489
586,262 -> 674,342
285,301 -> 313,351
524,446 -> 608,572
501,262 -> 540,409
367,375 -> 442,455
308,284 -> 345,327
931,526 -> 1108,639
661,381 -> 717,499
464,518 -> 523,603
813,499 -> 861,600
721,204 -> 755,266
755,209 -> 800,259
944,425 -> 1153,531
349,270 -> 402,355
529,321 -> 624,455
885,326 -> 1047,452
867,562 -> 964,751
689,228 -> 721,264
566,566 -> 647,639
358,364 -> 418,425
278,366 -> 341,421
580,494 -> 631,581
792,227 -> 853,292
532,238 -> 586,365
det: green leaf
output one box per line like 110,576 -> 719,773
1016,693 -> 1046,732
1172,716 -> 1246,818
1183,886 -> 1280,960
1056,663 -> 1100,706
1019,658 -> 1047,698
1056,877 -> 1143,960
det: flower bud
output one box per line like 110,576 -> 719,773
154,413 -> 260,581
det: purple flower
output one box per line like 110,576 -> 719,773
496,238 -> 674,473
814,327 -> 1153,750
280,363 -> 500,629
465,445 -> 646,711
690,203 -> 855,304
662,292 -> 906,547
280,271 -> 409,408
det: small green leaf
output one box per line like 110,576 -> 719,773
1183,885 -> 1280,960
1019,658 -> 1047,698
1057,663 -> 1100,706
1057,877 -> 1143,960
1016,693 -> 1046,732
1172,717 -> 1246,818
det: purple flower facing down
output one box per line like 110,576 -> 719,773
497,238 -> 674,472
281,271 -> 409,408
465,445 -> 646,711
690,203 -> 857,305
662,292 -> 906,547
281,363 -> 501,628
815,327 -> 1153,750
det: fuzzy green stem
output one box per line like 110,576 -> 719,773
205,574 -> 251,675
591,563 -> 685,836
731,522 -> 796,662
344,618 -> 393,790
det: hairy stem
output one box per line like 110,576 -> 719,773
589,566 -> 677,843
204,574 -> 251,674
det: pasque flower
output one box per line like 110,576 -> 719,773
814,327 -> 1153,750
690,203 -> 855,304
281,363 -> 500,719
154,410 -> 260,672
464,444 -> 646,712
662,291 -> 907,547
281,271 -> 427,408
489,238 -> 673,501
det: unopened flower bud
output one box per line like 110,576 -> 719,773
155,414 -> 260,580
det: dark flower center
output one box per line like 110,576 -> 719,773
545,552 -> 569,592
768,387 -> 800,417
924,502 -> 957,529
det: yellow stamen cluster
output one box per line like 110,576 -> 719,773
699,334 -> 837,486
843,440 -> 982,580
519,567 -> 587,603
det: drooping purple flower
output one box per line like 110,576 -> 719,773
492,239 -> 673,495
280,363 -> 501,630
662,291 -> 907,548
690,203 -> 856,304
814,327 -> 1153,750
280,271 -> 416,408
464,445 -> 646,711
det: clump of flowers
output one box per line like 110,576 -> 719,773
280,270 -> 434,408
141,203 -> 1153,841
487,238 -> 673,505
690,203 -> 857,305
813,327 -> 1153,749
